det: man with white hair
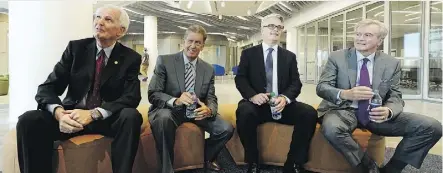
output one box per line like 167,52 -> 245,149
317,19 -> 442,173
16,5 -> 143,173
235,14 -> 318,173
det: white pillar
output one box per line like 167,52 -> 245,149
8,1 -> 93,125
144,16 -> 158,80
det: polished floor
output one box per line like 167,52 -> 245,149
0,78 -> 441,171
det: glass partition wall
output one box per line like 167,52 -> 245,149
296,1 -> 442,101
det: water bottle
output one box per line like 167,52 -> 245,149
186,91 -> 198,118
368,90 -> 382,121
269,92 -> 282,120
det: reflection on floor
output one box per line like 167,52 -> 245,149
0,79 -> 441,171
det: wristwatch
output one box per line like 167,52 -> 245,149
90,109 -> 103,120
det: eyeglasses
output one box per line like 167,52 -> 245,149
262,24 -> 284,30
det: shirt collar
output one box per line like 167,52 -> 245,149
183,52 -> 197,67
356,50 -> 375,63
96,42 -> 116,58
262,42 -> 278,53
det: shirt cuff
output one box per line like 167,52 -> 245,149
96,107 -> 112,119
47,104 -> 63,116
386,107 -> 394,120
167,98 -> 177,108
280,95 -> 291,104
336,90 -> 344,104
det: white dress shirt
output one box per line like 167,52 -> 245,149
47,42 -> 115,119
167,52 -> 197,107
261,43 -> 291,104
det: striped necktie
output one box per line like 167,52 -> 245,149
185,62 -> 195,92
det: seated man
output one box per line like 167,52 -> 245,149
148,24 -> 234,173
317,19 -> 442,173
235,14 -> 318,173
16,5 -> 143,173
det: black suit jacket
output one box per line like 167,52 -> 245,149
35,37 -> 142,114
235,44 -> 302,102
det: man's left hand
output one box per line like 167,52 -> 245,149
369,106 -> 390,123
274,96 -> 287,113
194,100 -> 212,121
64,109 -> 94,126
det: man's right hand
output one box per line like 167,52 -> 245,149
340,86 -> 374,101
250,93 -> 270,105
55,107 -> 83,133
174,92 -> 194,106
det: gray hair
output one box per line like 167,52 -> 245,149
354,19 -> 388,40
261,14 -> 284,26
96,4 -> 130,35
184,25 -> 208,43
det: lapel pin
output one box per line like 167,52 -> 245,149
114,61 -> 118,65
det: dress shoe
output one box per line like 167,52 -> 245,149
283,164 -> 306,173
247,163 -> 260,173
204,161 -> 221,172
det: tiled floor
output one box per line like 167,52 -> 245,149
0,79 -> 441,171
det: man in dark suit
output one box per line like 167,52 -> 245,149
16,5 -> 142,173
235,14 -> 318,173
148,25 -> 234,173
317,19 -> 442,173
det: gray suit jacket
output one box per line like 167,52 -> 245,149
148,51 -> 218,117
316,48 -> 405,119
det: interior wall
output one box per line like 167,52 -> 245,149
0,14 -> 8,75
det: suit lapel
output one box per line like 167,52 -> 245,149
347,48 -> 358,88
372,51 -> 385,90
257,44 -> 267,85
195,59 -> 205,97
100,42 -> 123,87
85,41 -> 96,85
277,46 -> 285,92
174,52 -> 185,92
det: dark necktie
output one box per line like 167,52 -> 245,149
357,58 -> 370,126
265,48 -> 274,93
86,50 -> 106,109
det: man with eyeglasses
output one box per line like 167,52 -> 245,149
235,14 -> 318,173
148,24 -> 234,173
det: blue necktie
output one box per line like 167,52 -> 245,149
358,58 -> 370,126
265,48 -> 274,93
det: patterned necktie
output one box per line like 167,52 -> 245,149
265,48 -> 274,93
185,62 -> 195,92
357,58 -> 370,126
86,50 -> 106,109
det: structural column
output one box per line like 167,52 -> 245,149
8,1 -> 93,124
144,16 -> 158,80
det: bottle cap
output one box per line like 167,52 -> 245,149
270,92 -> 276,97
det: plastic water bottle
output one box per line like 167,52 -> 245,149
269,92 -> 282,120
186,91 -> 198,118
368,90 -> 382,121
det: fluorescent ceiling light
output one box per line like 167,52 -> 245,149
374,11 -> 384,17
404,17 -> 420,22
127,33 -> 144,35
123,8 -> 145,16
130,20 -> 144,24
221,1 -> 225,7
159,31 -> 176,34
366,4 -> 384,13
225,32 -> 237,35
405,12 -> 420,17
207,32 -> 225,35
165,9 -> 195,16
237,16 -> 249,21
278,2 -> 293,11
237,26 -> 253,30
178,26 -> 188,30
403,4 -> 420,11
185,19 -> 213,26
